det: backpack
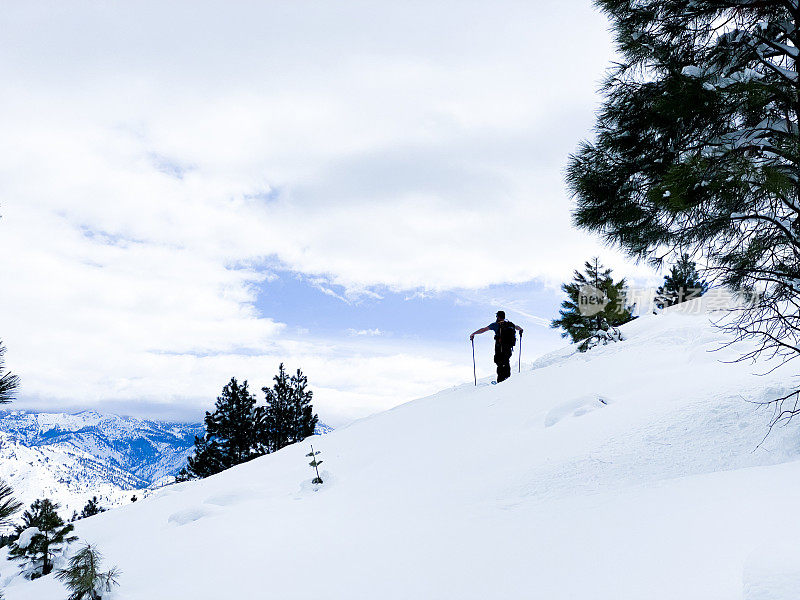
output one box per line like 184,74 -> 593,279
497,321 -> 517,349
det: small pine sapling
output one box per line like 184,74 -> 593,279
307,445 -> 323,484
56,543 -> 120,600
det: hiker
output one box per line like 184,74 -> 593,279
470,311 -> 523,383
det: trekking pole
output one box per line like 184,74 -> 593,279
518,331 -> 522,373
471,338 -> 477,386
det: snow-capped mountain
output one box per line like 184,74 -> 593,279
0,431 -> 140,520
0,411 -> 204,486
0,410 -> 333,518
5,297 -> 800,599
0,411 -> 205,516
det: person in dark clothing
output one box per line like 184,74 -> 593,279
470,311 -> 523,382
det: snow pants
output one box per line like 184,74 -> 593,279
494,345 -> 512,383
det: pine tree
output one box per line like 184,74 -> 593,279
567,1 -> 800,410
262,364 -> 319,452
77,497 -> 105,520
288,368 -> 318,446
10,499 -> 77,578
184,378 -> 263,479
0,340 -> 20,405
655,254 -> 710,309
262,364 -> 293,452
0,480 -> 22,526
183,435 -> 226,480
551,258 -> 634,351
55,543 -> 120,600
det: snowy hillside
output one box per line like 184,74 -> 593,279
4,303 -> 800,599
0,411 -> 203,516
0,432 -> 139,522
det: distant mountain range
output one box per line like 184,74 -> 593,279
0,410 -> 331,517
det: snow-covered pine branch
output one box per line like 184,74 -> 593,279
571,0 -> 800,422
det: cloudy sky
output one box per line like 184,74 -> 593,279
0,1 -> 659,426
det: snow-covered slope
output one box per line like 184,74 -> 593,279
4,305 -> 800,599
0,433 -> 139,521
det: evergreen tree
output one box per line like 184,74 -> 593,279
0,480 -> 22,526
551,258 -> 634,351
567,1 -> 800,406
77,497 -> 105,520
655,254 -> 710,309
55,543 -> 120,600
288,368 -> 318,446
262,364 -> 319,452
0,340 -> 20,405
262,364 -> 293,452
175,466 -> 193,483
183,434 -> 226,480
184,378 -> 263,479
9,499 -> 77,578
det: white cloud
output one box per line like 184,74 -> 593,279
347,329 -> 383,337
0,1 -> 651,423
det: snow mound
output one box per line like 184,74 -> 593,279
544,394 -> 612,427
14,528 -> 40,550
4,309 -> 800,599
167,507 -> 212,526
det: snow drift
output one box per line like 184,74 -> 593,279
4,300 -> 800,599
